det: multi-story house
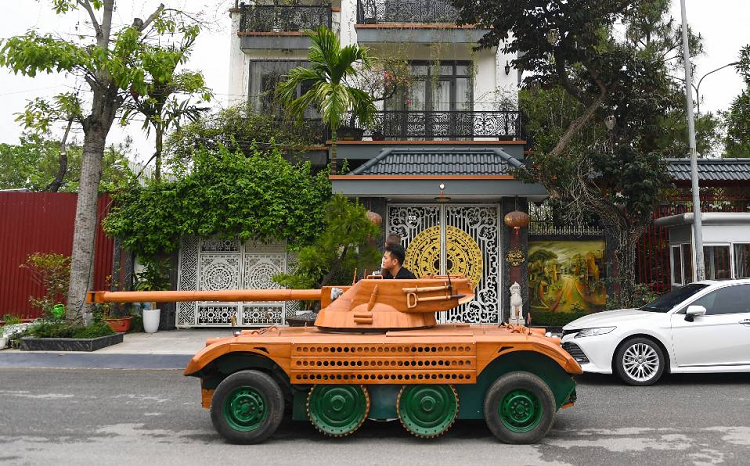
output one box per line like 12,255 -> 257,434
173,0 -> 547,328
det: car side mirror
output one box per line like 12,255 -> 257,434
685,305 -> 707,322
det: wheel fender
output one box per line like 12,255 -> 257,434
456,351 -> 577,420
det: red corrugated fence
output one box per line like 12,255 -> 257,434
0,192 -> 114,319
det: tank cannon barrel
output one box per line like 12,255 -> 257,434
86,289 -> 323,304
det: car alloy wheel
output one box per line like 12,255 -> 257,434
615,337 -> 665,386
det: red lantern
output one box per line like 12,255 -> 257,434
366,211 -> 382,226
504,211 -> 530,230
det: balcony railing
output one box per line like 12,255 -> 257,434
353,110 -> 523,140
356,0 -> 460,24
239,4 -> 332,33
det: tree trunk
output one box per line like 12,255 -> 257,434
155,128 -> 163,182
330,128 -> 338,175
66,127 -> 106,322
45,118 -> 73,192
610,225 -> 645,309
319,244 -> 349,288
66,83 -> 119,322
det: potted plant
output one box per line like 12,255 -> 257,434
371,127 -> 386,141
134,257 -> 171,333
100,303 -> 132,333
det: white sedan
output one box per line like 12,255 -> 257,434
560,279 -> 750,385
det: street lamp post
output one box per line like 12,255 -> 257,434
695,61 -> 740,114
679,0 -> 705,282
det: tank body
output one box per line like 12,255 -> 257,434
89,277 -> 582,443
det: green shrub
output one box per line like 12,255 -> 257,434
71,322 -> 114,339
20,253 -> 71,319
25,321 -> 114,339
128,313 -> 144,333
529,310 -> 587,327
2,314 -> 22,326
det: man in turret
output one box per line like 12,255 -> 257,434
381,244 -> 416,279
381,233 -> 403,278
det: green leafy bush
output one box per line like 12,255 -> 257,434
2,315 -> 22,326
134,257 -> 171,291
529,310 -> 587,327
104,145 -> 331,256
24,320 -> 114,339
20,253 -> 71,318
274,195 -> 381,290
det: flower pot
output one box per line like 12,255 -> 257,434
371,131 -> 385,141
336,126 -> 364,141
0,337 -> 8,350
104,317 -> 132,333
143,309 -> 161,334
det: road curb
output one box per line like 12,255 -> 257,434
0,352 -> 192,370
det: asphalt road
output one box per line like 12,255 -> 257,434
0,369 -> 748,466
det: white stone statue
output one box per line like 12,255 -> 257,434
509,282 -> 524,326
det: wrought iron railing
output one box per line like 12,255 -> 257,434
353,110 -> 523,140
239,4 -> 332,33
357,0 -> 460,24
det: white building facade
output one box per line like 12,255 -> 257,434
176,1 -> 546,328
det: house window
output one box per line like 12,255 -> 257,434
385,61 -> 473,112
673,244 -> 693,284
248,60 -> 316,117
734,243 -> 750,278
703,245 -> 731,280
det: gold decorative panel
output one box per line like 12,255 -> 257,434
404,225 -> 483,289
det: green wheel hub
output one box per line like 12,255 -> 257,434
499,389 -> 543,433
397,385 -> 458,438
307,385 -> 370,436
222,386 -> 267,432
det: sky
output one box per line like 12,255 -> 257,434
0,0 -> 747,164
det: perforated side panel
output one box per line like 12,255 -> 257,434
290,343 -> 477,385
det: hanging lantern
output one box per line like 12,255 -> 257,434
504,211 -> 530,230
366,211 -> 382,226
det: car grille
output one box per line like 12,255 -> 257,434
562,342 -> 589,364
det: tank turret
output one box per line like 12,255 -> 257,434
87,276 -> 475,332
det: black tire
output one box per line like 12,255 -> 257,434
210,370 -> 284,444
484,371 -> 556,444
614,337 -> 665,386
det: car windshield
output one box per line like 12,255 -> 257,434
639,284 -> 709,313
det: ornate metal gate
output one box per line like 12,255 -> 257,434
387,204 -> 502,323
176,237 -> 299,328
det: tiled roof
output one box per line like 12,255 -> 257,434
666,158 -> 750,182
349,148 -> 524,176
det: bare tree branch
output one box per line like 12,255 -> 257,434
548,77 -> 607,159
99,0 -> 114,48
138,3 -> 166,32
77,0 -> 102,39
553,50 -> 592,107
45,118 -> 73,192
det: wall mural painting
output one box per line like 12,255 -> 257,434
528,240 -> 607,313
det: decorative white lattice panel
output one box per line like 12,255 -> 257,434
445,205 -> 501,324
177,237 -> 293,328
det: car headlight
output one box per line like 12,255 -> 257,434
574,327 -> 616,338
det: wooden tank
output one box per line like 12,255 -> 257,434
88,276 -> 581,444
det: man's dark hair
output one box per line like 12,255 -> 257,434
385,244 -> 406,265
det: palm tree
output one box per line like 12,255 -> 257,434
276,26 -> 375,174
